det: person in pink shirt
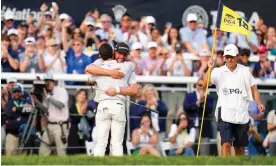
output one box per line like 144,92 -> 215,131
143,41 -> 164,76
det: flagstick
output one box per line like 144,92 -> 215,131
196,27 -> 218,157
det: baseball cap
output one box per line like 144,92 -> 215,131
7,77 -> 17,83
146,16 -> 156,25
44,11 -> 52,17
131,42 -> 143,50
12,84 -> 22,92
4,11 -> 14,20
223,44 -> 239,57
59,13 -> 70,20
257,45 -> 268,53
44,73 -> 54,81
99,43 -> 113,58
7,29 -> 18,36
19,22 -> 28,27
24,37 -> 36,45
85,20 -> 96,27
46,38 -> 58,46
199,49 -> 211,57
147,41 -> 158,49
115,42 -> 130,55
186,13 -> 198,22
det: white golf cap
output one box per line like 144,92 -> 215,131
223,44 -> 239,57
59,13 -> 70,20
7,76 -> 17,83
186,13 -> 198,22
199,49 -> 211,57
4,11 -> 14,20
147,41 -> 158,49
44,11 -> 52,17
24,37 -> 36,45
146,16 -> 156,24
46,38 -> 58,46
85,20 -> 96,27
131,42 -> 143,50
7,28 -> 18,36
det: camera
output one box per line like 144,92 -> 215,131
31,77 -> 46,102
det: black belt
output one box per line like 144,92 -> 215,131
48,121 -> 68,125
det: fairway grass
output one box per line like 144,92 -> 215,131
2,155 -> 276,165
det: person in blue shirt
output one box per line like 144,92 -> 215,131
62,37 -> 92,85
207,28 -> 227,50
248,100 -> 264,131
228,32 -> 258,53
1,36 -> 19,72
95,14 -> 123,48
247,117 -> 265,155
179,13 -> 209,56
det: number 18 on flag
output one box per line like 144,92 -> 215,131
216,3 -> 252,36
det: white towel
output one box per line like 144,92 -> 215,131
241,65 -> 253,102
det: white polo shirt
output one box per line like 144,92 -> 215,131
211,64 -> 256,124
43,86 -> 69,122
92,59 -> 136,102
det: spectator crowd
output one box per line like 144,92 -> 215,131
1,2 -> 276,157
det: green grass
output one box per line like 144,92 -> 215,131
2,155 -> 276,165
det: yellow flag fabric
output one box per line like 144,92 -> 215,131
219,5 -> 252,36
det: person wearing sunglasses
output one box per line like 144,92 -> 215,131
168,113 -> 196,156
95,14 -> 123,47
183,78 -> 214,155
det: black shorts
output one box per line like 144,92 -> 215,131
218,107 -> 249,147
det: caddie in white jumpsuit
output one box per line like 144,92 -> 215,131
86,43 -> 137,156
202,44 -> 264,156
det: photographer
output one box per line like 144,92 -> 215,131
33,73 -> 69,156
5,84 -> 33,156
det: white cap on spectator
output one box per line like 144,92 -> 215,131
4,11 -> 14,20
186,13 -> 198,22
59,13 -> 70,20
147,41 -> 158,49
24,37 -> 36,45
199,49 -> 211,57
223,44 -> 239,57
46,38 -> 58,46
85,20 -> 96,27
7,28 -> 18,36
131,42 -> 143,50
146,16 -> 156,25
7,76 -> 17,83
44,11 -> 52,17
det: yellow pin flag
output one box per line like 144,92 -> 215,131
217,4 -> 252,36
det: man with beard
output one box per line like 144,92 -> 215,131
85,42 -> 137,156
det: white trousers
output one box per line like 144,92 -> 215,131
94,100 -> 126,157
